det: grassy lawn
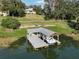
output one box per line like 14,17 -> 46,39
45,20 -> 75,34
0,15 -> 45,38
0,15 -> 76,37
0,27 -> 26,38
46,26 -> 73,34
17,14 -> 44,21
0,14 -> 79,46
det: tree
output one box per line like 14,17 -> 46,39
43,1 -> 53,20
75,17 -> 79,30
0,0 -> 26,17
52,0 -> 77,20
9,8 -> 25,17
44,0 -> 79,20
31,5 -> 43,15
1,17 -> 21,29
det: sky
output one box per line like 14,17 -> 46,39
22,0 -> 44,5
22,0 -> 44,7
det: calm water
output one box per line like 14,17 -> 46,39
0,35 -> 79,59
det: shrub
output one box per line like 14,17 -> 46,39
74,17 -> 79,30
17,9 -> 25,17
1,17 -> 21,29
77,17 -> 79,23
9,8 -> 25,17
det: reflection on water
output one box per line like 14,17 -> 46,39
0,35 -> 79,59
8,37 -> 26,49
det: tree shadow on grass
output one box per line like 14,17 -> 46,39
8,37 -> 26,49
67,20 -> 76,29
67,20 -> 79,34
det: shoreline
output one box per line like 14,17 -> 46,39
0,33 -> 79,48
0,37 -> 18,48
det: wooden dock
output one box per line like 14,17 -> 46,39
27,35 -> 48,49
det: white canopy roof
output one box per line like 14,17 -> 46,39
27,28 -> 56,36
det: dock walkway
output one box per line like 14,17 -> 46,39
27,34 -> 48,49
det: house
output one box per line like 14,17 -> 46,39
0,11 -> 8,16
25,8 -> 36,14
27,28 -> 61,49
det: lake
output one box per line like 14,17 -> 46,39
0,35 -> 79,59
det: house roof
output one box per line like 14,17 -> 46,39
27,28 -> 56,36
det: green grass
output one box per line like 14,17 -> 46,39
0,15 -> 44,38
0,15 -> 76,38
0,28 -> 26,38
46,26 -> 74,34
17,14 -> 44,21
0,15 -> 79,47
45,20 -> 75,34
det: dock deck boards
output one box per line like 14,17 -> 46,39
27,35 -> 48,49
